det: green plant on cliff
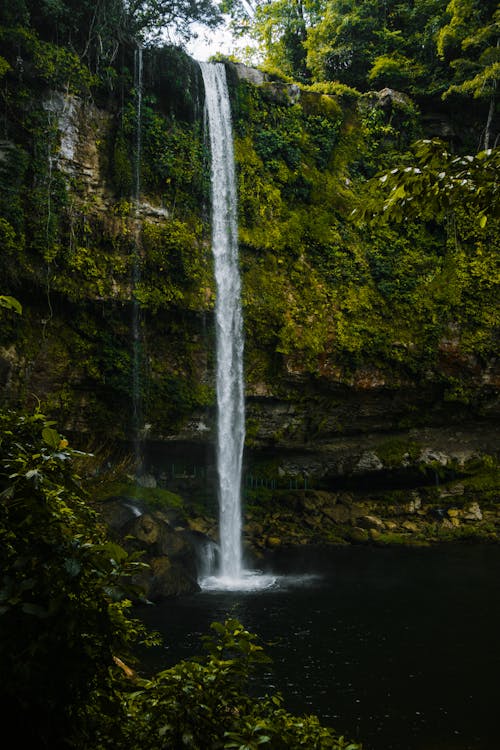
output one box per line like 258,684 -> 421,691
354,139 -> 499,227
350,138 -> 500,380
234,75 -> 484,385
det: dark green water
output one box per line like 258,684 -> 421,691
136,544 -> 500,750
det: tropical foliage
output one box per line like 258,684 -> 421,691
0,410 -> 361,748
225,0 -> 499,116
437,0 -> 499,148
0,409 -> 151,746
0,1 -> 499,743
353,138 -> 500,226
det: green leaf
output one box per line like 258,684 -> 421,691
64,558 -> 82,577
42,427 -> 61,449
0,295 -> 22,314
22,603 -> 49,618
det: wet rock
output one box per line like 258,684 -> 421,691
401,521 -> 419,532
99,498 -> 142,530
303,495 -> 321,511
136,473 -> 157,488
358,514 -> 385,531
120,513 -> 200,600
131,556 -> 200,600
322,503 -> 352,523
243,521 -> 265,536
188,517 -> 213,535
463,502 -> 482,521
419,448 -> 450,466
153,506 -> 187,528
406,493 -> 422,513
266,536 -> 282,548
353,451 -> 384,474
439,483 -> 465,498
348,527 -> 370,543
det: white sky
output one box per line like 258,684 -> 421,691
186,19 -> 256,62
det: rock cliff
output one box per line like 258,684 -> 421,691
0,48 -> 498,548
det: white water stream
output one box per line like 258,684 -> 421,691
200,63 -> 274,591
200,62 -> 245,584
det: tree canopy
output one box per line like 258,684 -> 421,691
437,0 -> 499,148
224,0 -> 499,125
0,0 -> 223,71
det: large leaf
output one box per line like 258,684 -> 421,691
0,295 -> 22,314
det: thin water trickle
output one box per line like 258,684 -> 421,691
132,46 -> 143,473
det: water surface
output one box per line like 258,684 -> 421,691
137,544 -> 500,750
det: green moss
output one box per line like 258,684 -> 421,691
371,532 -> 429,546
433,524 -> 498,543
459,464 -> 500,504
0,25 -> 97,93
98,479 -> 185,513
231,70 -> 489,387
112,129 -> 133,197
0,25 -> 497,441
137,218 -> 211,312
375,438 -> 421,468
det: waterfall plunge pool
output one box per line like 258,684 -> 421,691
136,543 -> 499,750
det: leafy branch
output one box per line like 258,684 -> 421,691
352,138 -> 499,226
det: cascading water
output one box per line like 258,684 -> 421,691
200,62 -> 275,592
200,62 -> 245,584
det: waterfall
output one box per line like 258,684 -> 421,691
132,45 -> 143,474
200,62 -> 245,583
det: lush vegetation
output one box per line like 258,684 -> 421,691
219,1 -> 498,402
0,0 -> 498,431
0,409 -> 361,748
226,0 -> 498,115
0,2 -> 498,745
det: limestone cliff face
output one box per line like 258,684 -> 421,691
0,49 -> 498,484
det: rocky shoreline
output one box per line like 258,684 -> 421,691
99,440 -> 499,602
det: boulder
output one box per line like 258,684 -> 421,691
463,502 -> 483,521
348,527 -> 370,543
323,503 -> 352,523
99,497 -> 145,531
401,521 -> 419,533
266,536 -> 282,548
131,556 -> 200,600
377,87 -> 413,110
419,448 -> 450,466
353,451 -> 384,474
358,514 -> 385,531
406,494 -> 422,513
136,473 -> 157,488
120,513 -> 200,600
